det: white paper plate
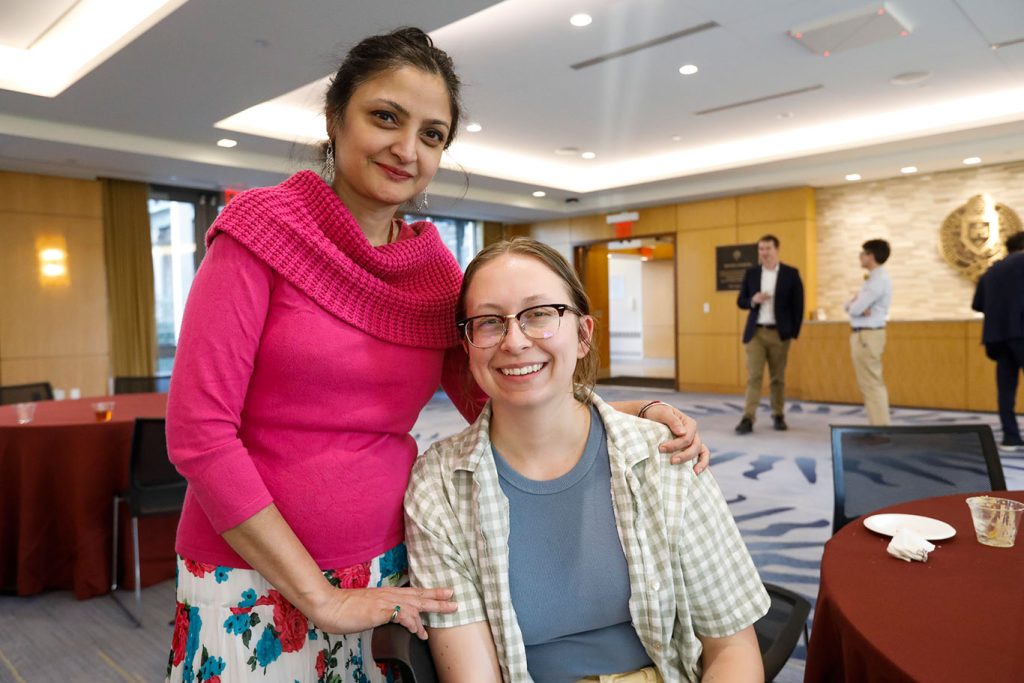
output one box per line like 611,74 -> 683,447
863,513 -> 956,541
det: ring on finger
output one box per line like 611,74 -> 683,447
388,605 -> 401,623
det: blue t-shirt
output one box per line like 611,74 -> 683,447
493,405 -> 654,683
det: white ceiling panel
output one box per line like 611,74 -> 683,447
0,0 -> 1021,222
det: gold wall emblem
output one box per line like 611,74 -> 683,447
940,194 -> 1022,281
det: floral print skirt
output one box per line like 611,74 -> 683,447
166,544 -> 407,683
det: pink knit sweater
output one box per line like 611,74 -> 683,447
167,172 -> 483,569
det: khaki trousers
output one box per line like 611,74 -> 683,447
850,328 -> 890,425
743,326 -> 791,421
577,666 -> 663,683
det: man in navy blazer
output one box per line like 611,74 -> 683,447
735,235 -> 804,434
972,231 -> 1024,447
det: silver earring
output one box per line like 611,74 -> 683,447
414,190 -> 429,212
324,141 -> 335,180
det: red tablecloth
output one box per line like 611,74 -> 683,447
805,490 -> 1024,682
0,394 -> 178,599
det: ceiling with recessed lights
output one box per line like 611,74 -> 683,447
0,0 -> 1022,223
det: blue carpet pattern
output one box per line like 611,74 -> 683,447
412,387 -> 1024,683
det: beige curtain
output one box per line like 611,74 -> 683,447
101,178 -> 156,377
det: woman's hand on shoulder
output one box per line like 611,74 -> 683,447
642,402 -> 709,473
307,584 -> 457,640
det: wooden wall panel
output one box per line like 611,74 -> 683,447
634,205 -> 676,236
677,197 -> 736,231
0,172 -> 109,396
0,171 -> 102,217
786,323 -> 860,403
678,335 -> 740,387
0,214 -> 108,357
569,214 -> 610,244
737,187 -> 813,224
678,227 -> 739,335
1,356 -> 109,398
787,321 -> 1016,413
965,321 -> 1024,413
886,322 -> 968,410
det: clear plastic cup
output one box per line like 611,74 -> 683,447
14,402 -> 36,424
966,496 -> 1024,548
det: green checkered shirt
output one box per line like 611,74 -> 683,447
405,394 -> 769,682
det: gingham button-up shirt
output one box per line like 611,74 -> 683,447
405,395 -> 770,683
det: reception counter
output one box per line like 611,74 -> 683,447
679,319 -> 1016,414
786,319 -> 1011,413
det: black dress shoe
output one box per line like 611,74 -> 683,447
772,415 -> 788,431
735,417 -> 753,434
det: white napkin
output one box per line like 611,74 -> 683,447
886,528 -> 936,562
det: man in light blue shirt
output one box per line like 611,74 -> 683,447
845,239 -> 893,425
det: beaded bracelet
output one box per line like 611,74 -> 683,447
637,400 -> 667,419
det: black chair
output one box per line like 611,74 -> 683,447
372,623 -> 438,683
755,583 -> 812,682
830,424 -> 1006,534
113,375 -> 171,394
0,381 -> 54,405
111,418 -> 187,626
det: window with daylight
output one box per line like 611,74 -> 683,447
405,214 -> 482,269
148,187 -> 222,373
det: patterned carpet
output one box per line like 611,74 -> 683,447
1,388 -> 1020,682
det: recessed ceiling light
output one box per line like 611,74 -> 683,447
570,13 -> 592,27
671,135 -> 681,142
581,151 -> 597,159
845,173 -> 861,181
900,166 -> 918,174
678,64 -> 699,76
963,156 -> 981,165
217,138 -> 238,148
532,190 -> 546,197
466,123 -> 482,133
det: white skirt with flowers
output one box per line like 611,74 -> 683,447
166,544 -> 407,683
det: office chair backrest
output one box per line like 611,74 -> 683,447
755,583 -> 812,682
114,375 -> 172,394
372,623 -> 438,683
128,418 -> 187,517
0,382 -> 54,405
830,424 -> 1005,533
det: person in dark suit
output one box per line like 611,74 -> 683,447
972,231 -> 1024,447
735,235 -> 804,434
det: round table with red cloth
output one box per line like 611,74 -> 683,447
0,393 -> 178,599
805,490 -> 1024,682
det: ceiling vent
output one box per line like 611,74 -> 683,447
694,85 -> 824,116
788,3 -> 911,57
571,21 -> 719,70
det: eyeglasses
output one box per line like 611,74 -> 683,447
457,303 -> 582,349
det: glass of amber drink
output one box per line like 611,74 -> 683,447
92,401 -> 115,423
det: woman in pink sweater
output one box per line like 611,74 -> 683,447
164,27 -> 707,683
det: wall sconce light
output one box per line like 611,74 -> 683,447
36,236 -> 70,286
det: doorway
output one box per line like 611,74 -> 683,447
575,236 -> 677,389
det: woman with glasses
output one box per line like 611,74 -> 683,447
165,28 -> 708,683
406,238 -> 768,683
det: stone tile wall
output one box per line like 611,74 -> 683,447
815,160 -> 1024,321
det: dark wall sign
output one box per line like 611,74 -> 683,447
716,244 -> 758,291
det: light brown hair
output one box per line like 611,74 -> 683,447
458,237 -> 599,398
